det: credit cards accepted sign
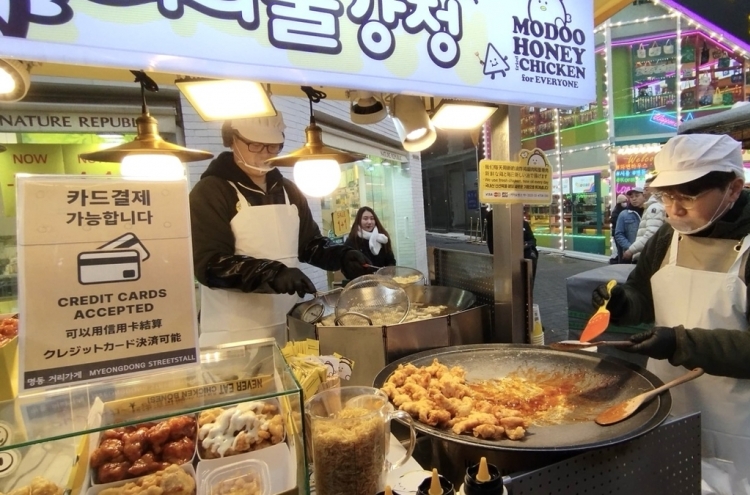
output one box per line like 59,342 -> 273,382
16,176 -> 199,392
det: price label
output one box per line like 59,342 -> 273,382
332,210 -> 350,237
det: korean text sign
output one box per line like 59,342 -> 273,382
1,0 -> 596,108
17,176 -> 199,392
479,149 -> 552,204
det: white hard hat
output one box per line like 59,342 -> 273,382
228,114 -> 286,144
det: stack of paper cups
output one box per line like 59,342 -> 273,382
531,304 -> 544,345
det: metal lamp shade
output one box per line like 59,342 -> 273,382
79,113 -> 214,163
264,122 -> 364,167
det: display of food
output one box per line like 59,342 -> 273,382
208,473 -> 263,495
0,316 -> 18,347
0,477 -> 63,495
318,303 -> 449,326
99,465 -> 195,495
311,406 -> 385,495
382,359 -> 594,441
90,416 -> 197,484
197,401 -> 284,459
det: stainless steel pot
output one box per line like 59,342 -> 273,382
374,344 -> 671,484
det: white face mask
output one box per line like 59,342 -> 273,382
233,149 -> 275,176
668,187 -> 733,235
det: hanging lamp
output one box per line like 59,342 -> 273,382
80,71 -> 213,173
265,86 -> 364,197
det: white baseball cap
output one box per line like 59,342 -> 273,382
651,134 -> 743,188
626,187 -> 644,195
230,114 -> 286,144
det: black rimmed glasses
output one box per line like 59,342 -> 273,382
235,135 -> 283,154
653,190 -> 711,210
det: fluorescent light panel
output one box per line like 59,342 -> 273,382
177,79 -> 276,121
431,101 -> 497,130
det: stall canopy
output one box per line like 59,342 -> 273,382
0,0 -> 633,110
678,103 -> 750,148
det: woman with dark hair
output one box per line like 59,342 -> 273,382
345,206 -> 396,269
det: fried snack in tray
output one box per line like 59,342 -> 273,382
210,475 -> 263,495
90,416 -> 197,484
381,359 -> 538,441
198,401 -> 284,459
99,465 -> 195,495
0,477 -> 63,495
0,316 -> 18,347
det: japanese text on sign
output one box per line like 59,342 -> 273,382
479,149 -> 552,205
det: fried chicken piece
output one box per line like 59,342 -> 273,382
261,402 -> 278,415
98,461 -> 131,483
473,424 -> 506,440
146,421 -> 171,452
198,408 -> 223,427
162,437 -> 195,465
438,372 -> 472,399
122,428 -> 147,463
127,453 -> 166,477
101,428 -> 127,441
90,438 -> 125,468
391,393 -> 412,407
5,477 -> 63,495
389,364 -> 420,386
499,417 -> 527,430
404,370 -> 431,389
267,414 -> 284,444
492,407 -> 523,419
400,400 -> 451,427
167,416 -> 196,441
505,426 -> 526,441
232,430 -> 254,454
160,465 -> 196,495
381,382 -> 398,399
450,413 -> 498,435
402,382 -> 429,401
424,359 -> 450,379
473,400 -> 494,414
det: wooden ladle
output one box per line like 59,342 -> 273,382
596,367 -> 704,426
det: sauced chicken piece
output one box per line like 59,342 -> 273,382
122,428 -> 148,463
161,437 -> 195,465
146,421 -> 172,452
98,461 -> 131,484
127,453 -> 166,477
400,400 -> 451,427
473,424 -> 506,440
167,416 -> 197,441
90,438 -> 126,468
450,413 -> 498,435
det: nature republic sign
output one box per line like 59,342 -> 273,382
0,0 -> 596,108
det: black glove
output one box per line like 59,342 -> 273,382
621,327 -> 677,360
341,250 -> 372,280
270,266 -> 316,297
591,283 -> 627,316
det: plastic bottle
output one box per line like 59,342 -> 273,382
458,457 -> 507,495
417,468 -> 455,495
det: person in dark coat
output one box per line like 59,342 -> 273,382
344,206 -> 396,269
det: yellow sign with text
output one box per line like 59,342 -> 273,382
479,149 -> 552,205
332,210 -> 350,237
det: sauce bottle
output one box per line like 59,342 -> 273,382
459,457 -> 507,495
417,469 -> 455,495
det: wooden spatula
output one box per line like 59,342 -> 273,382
595,367 -> 704,426
580,280 -> 617,342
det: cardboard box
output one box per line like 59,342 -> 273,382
0,336 -> 18,402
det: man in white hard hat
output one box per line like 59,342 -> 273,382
190,114 -> 370,347
590,134 -> 750,493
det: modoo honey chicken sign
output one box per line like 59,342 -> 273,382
16,176 -> 199,392
479,148 -> 553,205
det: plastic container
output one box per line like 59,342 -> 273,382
416,470 -> 454,495
201,458 -> 271,495
459,459 -> 506,495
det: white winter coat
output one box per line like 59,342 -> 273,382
628,196 -> 666,259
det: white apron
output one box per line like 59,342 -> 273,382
650,231 -> 750,494
199,182 -> 300,348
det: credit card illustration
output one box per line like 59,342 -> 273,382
98,233 -> 150,261
78,250 -> 141,285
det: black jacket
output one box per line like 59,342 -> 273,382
344,234 -> 396,268
485,209 -> 538,258
189,152 -> 352,292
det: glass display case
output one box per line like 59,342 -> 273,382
0,339 -> 306,495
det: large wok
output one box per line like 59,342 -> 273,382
373,344 -> 671,481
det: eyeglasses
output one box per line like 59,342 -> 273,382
653,190 -> 711,210
235,135 -> 283,154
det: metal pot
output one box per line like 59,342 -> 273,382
373,344 -> 671,484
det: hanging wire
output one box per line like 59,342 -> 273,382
301,86 -> 326,124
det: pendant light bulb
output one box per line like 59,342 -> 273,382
0,70 -> 15,94
293,158 -> 341,197
120,154 -> 185,180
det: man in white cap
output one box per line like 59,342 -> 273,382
190,114 -> 370,348
591,134 -> 750,493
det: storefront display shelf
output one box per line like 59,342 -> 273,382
0,339 -> 304,454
